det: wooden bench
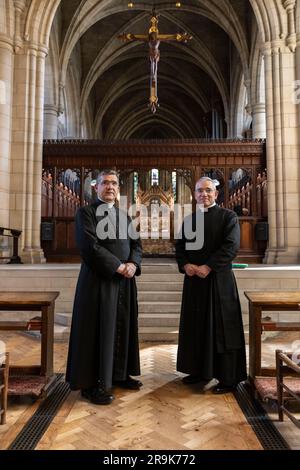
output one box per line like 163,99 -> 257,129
244,291 -> 300,381
0,352 -> 9,424
0,292 -> 59,397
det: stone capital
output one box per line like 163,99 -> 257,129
270,39 -> 286,54
260,42 -> 271,56
14,41 -> 49,57
245,104 -> 252,115
44,104 -> 59,116
252,103 -> 266,114
13,0 -> 26,13
0,34 -> 14,52
283,0 -> 296,11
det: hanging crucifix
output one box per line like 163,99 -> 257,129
118,9 -> 192,113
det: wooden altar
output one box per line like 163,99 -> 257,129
42,139 -> 267,262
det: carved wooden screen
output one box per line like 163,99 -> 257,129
42,139 -> 266,262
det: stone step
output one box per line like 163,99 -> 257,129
139,313 -> 180,327
139,301 -> 181,313
138,291 -> 182,302
141,264 -> 179,274
55,312 -> 72,327
139,326 -> 179,343
137,282 -> 183,292
138,273 -> 183,282
23,324 -> 70,342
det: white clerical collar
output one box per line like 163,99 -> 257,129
197,202 -> 217,212
98,197 -> 115,209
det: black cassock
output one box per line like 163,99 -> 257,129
66,200 -> 142,391
175,205 -> 247,386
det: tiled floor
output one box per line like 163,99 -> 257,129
0,331 -> 299,450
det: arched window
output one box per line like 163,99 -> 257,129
172,171 -> 177,202
151,169 -> 159,185
133,172 -> 138,201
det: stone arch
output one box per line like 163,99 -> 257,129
24,0 -> 61,47
82,99 -> 94,138
60,0 -> 250,88
0,0 -> 15,37
230,67 -> 251,138
44,22 -> 60,106
57,0 -> 248,133
102,84 -> 203,140
79,17 -> 229,128
249,30 -> 266,105
81,43 -> 227,118
108,104 -> 196,140
64,55 -> 82,137
249,0 -> 287,43
122,114 -> 186,140
296,0 -> 300,34
93,61 -> 210,135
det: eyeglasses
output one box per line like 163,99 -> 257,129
195,188 -> 214,194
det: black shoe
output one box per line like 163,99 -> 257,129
113,376 -> 143,390
212,383 -> 237,394
182,374 -> 203,384
81,387 -> 114,405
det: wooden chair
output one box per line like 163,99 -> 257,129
276,350 -> 300,429
0,352 -> 9,425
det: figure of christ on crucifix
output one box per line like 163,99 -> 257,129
118,9 -> 192,113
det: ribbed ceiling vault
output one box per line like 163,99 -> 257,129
52,0 -> 256,139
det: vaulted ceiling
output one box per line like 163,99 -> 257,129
51,0 -> 257,139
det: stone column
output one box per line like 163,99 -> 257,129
252,103 -> 266,138
43,104 -> 58,139
263,40 -> 300,263
10,44 -> 47,263
0,36 -> 13,228
0,36 -> 14,259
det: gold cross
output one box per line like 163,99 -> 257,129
118,9 -> 192,113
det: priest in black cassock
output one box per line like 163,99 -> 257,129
66,170 -> 142,405
175,177 -> 247,393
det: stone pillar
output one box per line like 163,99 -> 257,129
263,40 -> 300,263
43,104 -> 58,139
252,103 -> 266,138
10,44 -> 47,263
0,36 -> 13,228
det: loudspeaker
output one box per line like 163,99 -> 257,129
41,222 -> 54,241
255,222 -> 268,241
